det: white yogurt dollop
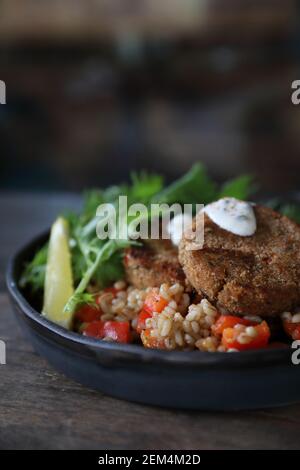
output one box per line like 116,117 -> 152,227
204,197 -> 256,236
167,213 -> 193,246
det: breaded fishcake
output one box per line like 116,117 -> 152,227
179,205 -> 300,317
124,239 -> 185,289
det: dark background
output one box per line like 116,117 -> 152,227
0,0 -> 299,194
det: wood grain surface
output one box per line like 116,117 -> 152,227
1,192 -> 300,450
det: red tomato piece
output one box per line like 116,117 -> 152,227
222,321 -> 270,351
136,310 -> 152,334
283,321 -> 300,341
103,321 -> 131,344
82,320 -> 104,338
82,320 -> 132,344
75,304 -> 102,323
212,315 -> 258,336
143,290 -> 168,314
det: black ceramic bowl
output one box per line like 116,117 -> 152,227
6,231 -> 300,410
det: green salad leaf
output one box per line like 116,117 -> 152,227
153,163 -> 217,205
129,172 -> 164,204
279,204 -> 300,224
64,239 -> 138,314
219,175 -> 256,200
20,243 -> 48,292
265,198 -> 300,224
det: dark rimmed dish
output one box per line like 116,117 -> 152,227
6,231 -> 300,410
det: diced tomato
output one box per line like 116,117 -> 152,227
283,321 -> 300,341
143,290 -> 168,314
82,320 -> 131,344
141,329 -> 165,349
222,321 -> 271,351
212,315 -> 258,336
136,309 -> 152,334
103,321 -> 131,343
82,320 -> 104,338
75,304 -> 102,323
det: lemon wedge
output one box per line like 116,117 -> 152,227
42,217 -> 74,329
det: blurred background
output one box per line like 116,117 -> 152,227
0,0 -> 299,194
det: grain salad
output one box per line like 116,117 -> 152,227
79,280 -> 227,351
71,279 -> 294,353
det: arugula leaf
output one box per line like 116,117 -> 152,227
73,173 -> 162,285
81,190 -> 105,224
218,175 -> 256,200
129,172 -> 164,204
64,239 -> 136,314
153,163 -> 217,205
19,243 -> 48,292
82,173 -> 162,218
65,292 -> 97,310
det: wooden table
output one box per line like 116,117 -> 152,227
1,192 -> 300,450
